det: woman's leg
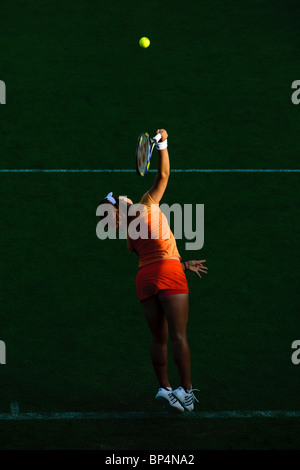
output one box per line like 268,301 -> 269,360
141,295 -> 170,388
159,293 -> 191,390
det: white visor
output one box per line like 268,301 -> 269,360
105,192 -> 117,205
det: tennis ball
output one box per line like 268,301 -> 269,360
139,37 -> 150,48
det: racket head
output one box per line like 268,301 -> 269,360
135,132 -> 155,176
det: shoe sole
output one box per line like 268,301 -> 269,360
156,395 -> 184,414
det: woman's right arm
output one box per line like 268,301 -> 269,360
148,129 -> 170,203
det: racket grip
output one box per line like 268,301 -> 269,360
153,133 -> 161,142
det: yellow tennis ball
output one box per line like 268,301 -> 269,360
139,37 -> 150,48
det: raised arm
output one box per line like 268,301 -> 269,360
148,129 -> 170,203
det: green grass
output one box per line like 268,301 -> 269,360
1,418 -> 300,450
0,0 -> 299,450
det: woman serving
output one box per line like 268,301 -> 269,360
99,129 -> 207,413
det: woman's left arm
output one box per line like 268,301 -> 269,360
181,260 -> 208,278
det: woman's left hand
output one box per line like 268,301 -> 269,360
186,260 -> 208,278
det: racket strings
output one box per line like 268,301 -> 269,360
136,132 -> 155,176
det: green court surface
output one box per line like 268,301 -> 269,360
0,0 -> 299,450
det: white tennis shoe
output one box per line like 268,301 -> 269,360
155,387 -> 185,414
172,386 -> 199,412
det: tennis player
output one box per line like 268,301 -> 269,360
99,129 -> 207,413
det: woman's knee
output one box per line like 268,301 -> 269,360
168,331 -> 188,345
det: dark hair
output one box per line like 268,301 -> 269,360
98,197 -> 135,231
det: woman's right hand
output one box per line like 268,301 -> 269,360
156,129 -> 168,142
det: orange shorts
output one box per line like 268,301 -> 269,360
136,259 -> 189,302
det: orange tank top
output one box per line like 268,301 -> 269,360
127,192 -> 181,267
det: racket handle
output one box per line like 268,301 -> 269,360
152,133 -> 161,142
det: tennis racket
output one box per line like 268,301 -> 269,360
135,132 -> 161,176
